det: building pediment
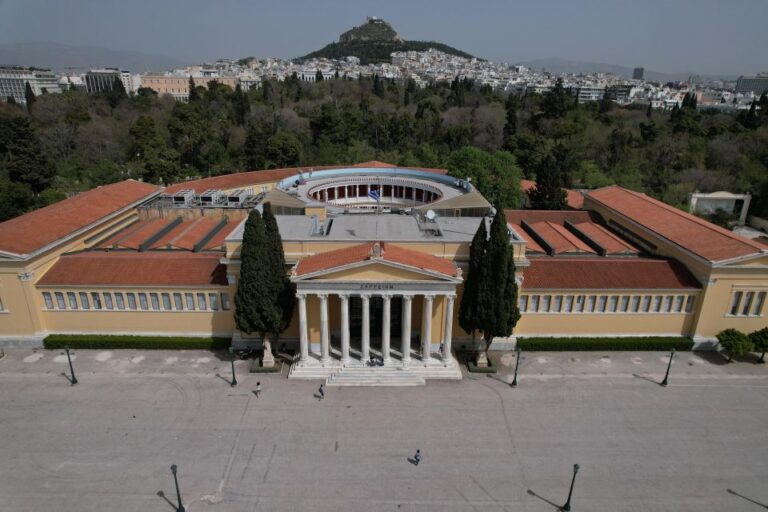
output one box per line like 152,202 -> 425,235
291,242 -> 461,283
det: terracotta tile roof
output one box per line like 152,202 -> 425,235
104,218 -> 171,250
294,242 -> 458,277
0,180 -> 160,256
586,186 -> 765,262
508,223 -> 546,253
505,210 -> 596,225
165,163 -> 448,194
572,222 -> 640,255
37,252 -> 227,287
522,258 -> 701,290
202,222 -> 238,251
529,221 -> 596,255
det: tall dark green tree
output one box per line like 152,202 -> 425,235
479,207 -> 520,352
232,83 -> 250,125
3,116 -> 52,194
24,82 -> 36,114
502,93 -> 518,146
315,69 -> 324,82
541,78 -> 572,118
459,218 -> 487,342
528,152 -> 567,209
106,76 -> 127,107
261,202 -> 295,338
188,76 -> 200,102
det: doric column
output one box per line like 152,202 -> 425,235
318,293 -> 330,365
381,295 -> 392,364
339,293 -> 350,365
401,294 -> 413,366
442,294 -> 455,364
297,293 -> 309,363
421,295 -> 433,363
361,294 -> 370,362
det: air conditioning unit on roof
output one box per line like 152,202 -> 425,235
200,189 -> 225,205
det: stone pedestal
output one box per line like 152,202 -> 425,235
476,351 -> 489,368
262,340 -> 275,368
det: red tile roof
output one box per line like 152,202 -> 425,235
529,221 -> 596,255
586,186 -> 765,263
520,180 -> 584,209
572,222 -> 640,255
522,258 -> 701,290
0,180 -> 160,256
165,162 -> 448,194
505,210 -> 596,225
37,252 -> 227,287
294,242 -> 458,278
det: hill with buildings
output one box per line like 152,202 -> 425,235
298,17 -> 475,64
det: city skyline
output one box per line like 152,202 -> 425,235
0,0 -> 766,76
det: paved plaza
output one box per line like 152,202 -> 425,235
1,348 -> 767,511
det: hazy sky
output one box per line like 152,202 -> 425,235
0,0 -> 765,75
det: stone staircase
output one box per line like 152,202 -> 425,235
327,366 -> 426,387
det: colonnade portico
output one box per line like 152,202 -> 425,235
295,290 -> 456,367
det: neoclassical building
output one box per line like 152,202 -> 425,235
1,161 -> 766,383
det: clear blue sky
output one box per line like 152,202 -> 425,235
0,0 -> 765,75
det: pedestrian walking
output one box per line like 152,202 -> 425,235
255,381 -> 261,398
413,449 -> 422,466
318,383 -> 325,400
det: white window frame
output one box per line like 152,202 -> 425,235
115,293 -> 125,310
620,296 -> 629,312
209,293 -> 219,311
518,295 -> 528,312
186,293 -> 196,310
674,296 -> 684,313
608,296 -> 618,313
55,292 -> 66,309
552,295 -> 563,313
529,295 -> 540,313
173,293 -> 183,310
127,293 -> 137,310
197,293 -> 207,310
42,292 -> 54,310
79,292 -> 90,310
150,293 -> 160,311
103,293 -> 114,310
162,293 -> 172,311
91,292 -> 102,310
730,291 -> 743,315
221,293 -> 231,311
564,295 -> 574,312
685,295 -> 695,313
67,292 -> 78,309
138,293 -> 148,310
754,291 -> 766,316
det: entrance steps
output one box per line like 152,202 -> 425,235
288,355 -> 463,386
328,366 -> 426,387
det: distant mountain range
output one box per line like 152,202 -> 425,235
0,42 -> 188,73
297,17 -> 474,64
517,57 -> 737,83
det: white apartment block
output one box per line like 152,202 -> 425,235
85,69 -> 139,94
0,67 -> 62,104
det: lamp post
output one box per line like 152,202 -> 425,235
562,463 -> 579,511
228,347 -> 237,387
169,464 -> 185,512
511,347 -> 521,387
64,345 -> 77,385
661,348 -> 675,387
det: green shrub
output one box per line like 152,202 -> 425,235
715,329 -> 753,362
749,327 -> 768,363
44,334 -> 231,350
517,336 -> 693,351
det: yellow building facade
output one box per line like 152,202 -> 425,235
0,162 -> 766,377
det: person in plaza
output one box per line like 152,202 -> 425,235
318,383 -> 325,400
255,381 -> 261,398
413,449 -> 422,466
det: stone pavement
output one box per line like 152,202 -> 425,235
0,348 -> 767,511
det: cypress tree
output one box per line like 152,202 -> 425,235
188,76 -> 200,102
232,83 -> 250,125
261,202 -> 295,340
234,209 -> 268,336
24,82 -> 36,114
459,218 -> 487,342
315,69 -> 324,82
646,103 -> 652,118
528,152 -> 567,210
503,93 -> 518,140
107,76 -> 127,107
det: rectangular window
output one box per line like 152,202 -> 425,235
42,292 -> 54,309
754,292 -> 766,316
553,295 -> 562,312
67,292 -> 78,309
127,293 -> 137,310
574,295 -> 585,312
150,293 -> 160,310
186,293 -> 195,310
730,291 -> 743,315
642,296 -> 652,312
586,295 -> 596,313
597,295 -> 607,312
741,292 -> 755,316
631,296 -> 640,312
541,295 -> 551,312
685,295 -> 695,313
197,293 -> 207,310
674,296 -> 684,313
664,296 -> 673,313
103,293 -> 114,310
564,295 -> 574,312
91,292 -> 102,310
138,293 -> 148,310
620,296 -> 629,312
79,292 -> 90,310
115,293 -> 125,310
530,295 -> 539,312
609,296 -> 618,312
173,293 -> 183,310
209,293 -> 219,311
221,293 -> 231,311
55,292 -> 66,309
518,296 -> 528,312
653,296 -> 663,313
162,293 -> 172,311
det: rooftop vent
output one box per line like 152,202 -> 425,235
226,188 -> 250,206
171,189 -> 196,206
200,189 -> 225,205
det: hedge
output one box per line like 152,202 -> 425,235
44,335 -> 231,350
517,337 -> 693,351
